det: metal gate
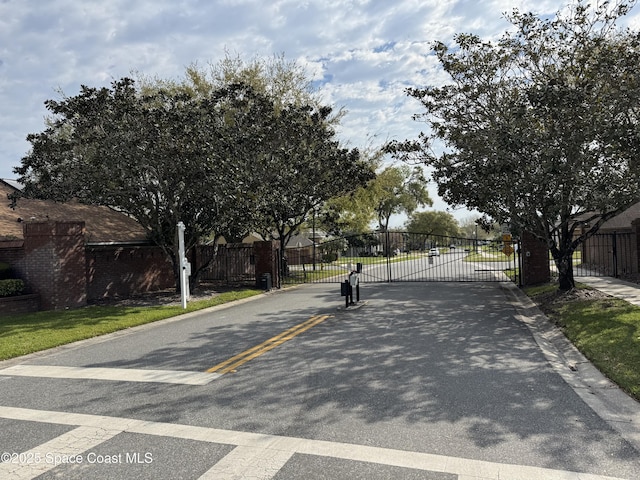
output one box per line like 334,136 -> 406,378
281,231 -> 519,284
574,231 -> 638,282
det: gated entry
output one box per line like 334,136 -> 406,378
281,231 -> 519,285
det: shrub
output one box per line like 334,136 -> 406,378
0,262 -> 13,280
322,252 -> 338,263
0,279 -> 24,297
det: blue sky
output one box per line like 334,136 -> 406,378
1,0 -> 639,222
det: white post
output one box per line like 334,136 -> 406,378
177,221 -> 190,309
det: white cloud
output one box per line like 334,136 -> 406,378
1,0 -> 639,222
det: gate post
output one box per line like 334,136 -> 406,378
612,232 -> 618,278
633,219 -> 640,279
385,230 -> 392,282
253,240 -> 280,290
520,231 -> 550,286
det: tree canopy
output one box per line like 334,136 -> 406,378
317,161 -> 432,235
372,165 -> 432,232
14,80 -> 270,280
14,58 -> 372,288
387,0 -> 640,290
405,211 -> 460,238
135,55 -> 372,248
250,102 -> 372,249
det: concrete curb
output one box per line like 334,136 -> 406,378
500,282 -> 640,454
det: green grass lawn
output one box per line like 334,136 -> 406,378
284,268 -> 348,283
465,252 -> 516,262
524,283 -> 640,401
504,267 -> 519,283
285,254 -> 425,284
0,289 -> 263,361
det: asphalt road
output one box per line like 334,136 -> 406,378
0,282 -> 638,479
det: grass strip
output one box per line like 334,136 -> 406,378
465,252 -> 516,262
524,284 -> 640,401
0,289 -> 263,361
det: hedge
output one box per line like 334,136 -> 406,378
0,279 -> 25,297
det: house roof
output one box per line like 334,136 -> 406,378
286,234 -> 315,248
285,231 -> 332,248
575,202 -> 640,232
598,202 -> 640,231
1,179 -> 149,243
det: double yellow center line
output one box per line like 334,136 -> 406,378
206,314 -> 332,375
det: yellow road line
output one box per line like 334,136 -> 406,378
206,314 -> 332,374
207,315 -> 323,373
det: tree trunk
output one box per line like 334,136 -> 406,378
555,254 -> 575,291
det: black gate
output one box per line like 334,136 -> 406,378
281,231 -> 519,284
574,231 -> 638,282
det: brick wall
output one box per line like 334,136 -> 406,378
23,221 -> 87,310
86,244 -> 175,300
0,294 -> 40,317
0,222 -> 277,311
1,221 -> 176,310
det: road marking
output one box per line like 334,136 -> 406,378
0,364 -> 218,385
0,315 -> 334,384
0,424 -> 120,480
0,406 -> 628,480
206,314 -> 332,374
198,445 -> 294,480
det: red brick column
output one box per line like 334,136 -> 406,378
23,221 -> 87,310
521,231 -> 550,286
253,240 -> 280,289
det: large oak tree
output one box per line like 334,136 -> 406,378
405,211 -> 460,238
14,72 -> 370,287
388,0 -> 640,290
14,79 -> 273,286
372,165 -> 432,233
138,55 -> 372,248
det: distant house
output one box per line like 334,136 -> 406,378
283,231 -> 330,266
214,233 -> 265,245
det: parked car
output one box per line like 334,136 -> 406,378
428,248 -> 440,257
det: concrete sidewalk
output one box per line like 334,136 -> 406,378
578,276 -> 640,306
